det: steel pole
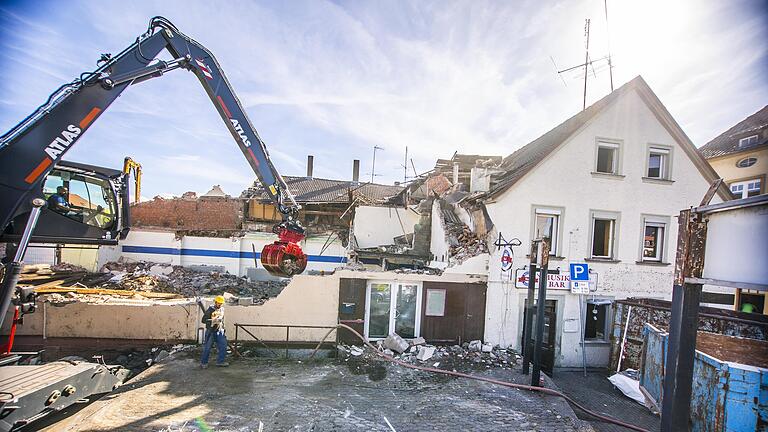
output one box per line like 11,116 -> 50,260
531,260 -> 549,386
0,198 -> 46,329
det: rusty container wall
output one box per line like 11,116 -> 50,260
640,323 -> 768,431
639,324 -> 667,406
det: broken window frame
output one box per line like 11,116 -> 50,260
531,206 -> 563,256
594,139 -> 622,175
363,280 -> 423,340
589,210 -> 620,260
645,144 -> 673,180
584,299 -> 612,342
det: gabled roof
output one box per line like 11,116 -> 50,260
488,76 -> 730,200
242,176 -> 403,204
698,105 -> 768,159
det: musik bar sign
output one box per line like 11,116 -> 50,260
514,269 -> 571,290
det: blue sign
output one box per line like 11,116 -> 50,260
570,263 -> 589,281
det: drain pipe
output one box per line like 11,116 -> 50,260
311,324 -> 650,432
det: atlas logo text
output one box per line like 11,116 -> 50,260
45,125 -> 81,159
230,119 -> 251,147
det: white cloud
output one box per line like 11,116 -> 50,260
1,0 -> 766,196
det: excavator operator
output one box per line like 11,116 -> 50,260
46,186 -> 71,213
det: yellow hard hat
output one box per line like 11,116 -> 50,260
214,295 -> 225,305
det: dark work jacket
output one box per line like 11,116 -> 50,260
201,305 -> 224,331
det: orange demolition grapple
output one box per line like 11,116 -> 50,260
261,225 -> 307,277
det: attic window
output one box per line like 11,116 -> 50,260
595,141 -> 621,175
736,157 -> 757,168
739,135 -> 758,148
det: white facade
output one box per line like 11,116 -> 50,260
482,87 -> 723,367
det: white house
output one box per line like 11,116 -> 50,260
476,76 -> 730,368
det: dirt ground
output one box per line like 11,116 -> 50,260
40,349 -> 594,432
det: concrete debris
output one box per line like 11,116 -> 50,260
349,346 -> 364,356
481,343 -> 493,353
101,260 -> 288,300
338,341 -> 521,372
411,336 -> 426,346
468,340 -> 482,352
416,345 -> 436,361
383,333 -> 409,353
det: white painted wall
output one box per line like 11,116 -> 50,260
353,206 -> 420,248
3,273 -> 341,342
483,88 -> 722,367
430,200 -> 450,263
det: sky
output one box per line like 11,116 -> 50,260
1,0 -> 766,200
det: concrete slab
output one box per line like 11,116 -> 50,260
43,351 -> 594,431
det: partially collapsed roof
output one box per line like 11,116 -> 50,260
242,176 -> 403,204
698,105 -> 768,159
487,76 -> 730,200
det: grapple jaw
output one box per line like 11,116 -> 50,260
261,226 -> 307,277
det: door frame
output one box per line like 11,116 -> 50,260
364,280 -> 423,341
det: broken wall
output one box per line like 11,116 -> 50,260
102,228 -> 347,279
131,196 -> 243,230
352,206 -> 420,248
3,274 -> 340,343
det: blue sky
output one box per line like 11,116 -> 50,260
1,0 -> 766,199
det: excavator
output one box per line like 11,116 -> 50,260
0,16 -> 307,430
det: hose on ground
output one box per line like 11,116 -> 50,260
310,323 -> 650,432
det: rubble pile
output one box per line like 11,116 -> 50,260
102,260 -> 288,300
18,261 -> 288,304
446,223 -> 488,262
338,335 -> 521,372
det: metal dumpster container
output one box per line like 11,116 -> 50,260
640,323 -> 768,432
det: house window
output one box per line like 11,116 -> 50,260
739,135 -> 758,148
642,222 -> 665,261
730,179 -> 762,199
425,289 -> 446,316
596,141 -> 620,175
590,211 -> 619,259
647,146 -> 671,179
736,157 -> 757,168
533,207 -> 561,254
584,300 -> 611,341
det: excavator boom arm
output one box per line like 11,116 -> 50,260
0,17 -> 298,230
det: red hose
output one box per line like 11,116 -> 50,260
310,324 -> 650,432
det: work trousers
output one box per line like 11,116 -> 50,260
201,328 -> 227,365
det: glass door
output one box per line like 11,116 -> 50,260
365,282 -> 422,340
367,283 -> 392,339
394,284 -> 419,338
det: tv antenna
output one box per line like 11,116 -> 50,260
552,13 -> 615,110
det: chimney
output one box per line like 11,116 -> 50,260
352,159 -> 360,184
306,155 -> 314,178
452,162 -> 459,185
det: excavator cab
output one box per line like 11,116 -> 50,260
0,160 -> 131,247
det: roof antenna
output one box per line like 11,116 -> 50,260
553,17 -> 614,111
604,0 -> 614,91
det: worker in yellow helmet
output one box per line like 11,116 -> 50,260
197,295 -> 229,368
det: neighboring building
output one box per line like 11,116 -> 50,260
470,76 -> 730,368
241,157 -> 403,241
131,188 -> 244,232
699,105 -> 768,199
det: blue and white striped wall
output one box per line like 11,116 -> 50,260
107,229 -> 347,279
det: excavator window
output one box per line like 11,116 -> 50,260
42,170 -> 117,229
